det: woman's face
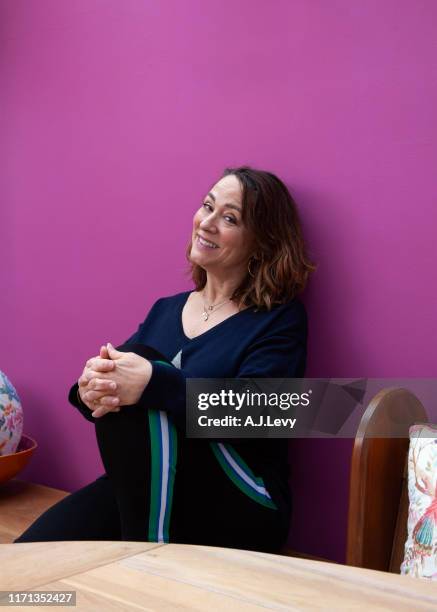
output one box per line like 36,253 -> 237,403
190,175 -> 254,277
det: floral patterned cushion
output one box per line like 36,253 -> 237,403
0,371 -> 23,456
401,423 -> 437,579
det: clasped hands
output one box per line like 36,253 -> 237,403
78,343 -> 152,418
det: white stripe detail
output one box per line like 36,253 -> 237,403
157,411 -> 170,542
171,350 -> 182,369
217,443 -> 272,499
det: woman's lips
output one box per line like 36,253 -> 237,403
196,235 -> 218,249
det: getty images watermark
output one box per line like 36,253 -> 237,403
186,378 -> 437,438
196,387 -> 312,429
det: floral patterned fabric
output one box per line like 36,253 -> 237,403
0,371 -> 23,456
401,423 -> 437,579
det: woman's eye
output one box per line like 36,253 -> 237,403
202,203 -> 236,224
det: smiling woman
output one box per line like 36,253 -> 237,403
190,174 -> 252,282
14,166 -> 316,555
189,167 -> 314,312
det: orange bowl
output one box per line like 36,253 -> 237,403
0,435 -> 37,485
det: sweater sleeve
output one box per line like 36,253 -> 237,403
139,302 -> 308,432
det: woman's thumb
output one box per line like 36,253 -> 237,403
106,342 -> 120,358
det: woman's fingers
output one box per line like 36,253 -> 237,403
79,352 -> 114,388
85,357 -> 115,372
78,375 -> 116,391
91,404 -> 120,418
78,374 -> 89,388
97,395 -> 120,407
82,390 -> 101,402
89,378 -> 117,392
83,389 -> 120,404
90,393 -> 121,418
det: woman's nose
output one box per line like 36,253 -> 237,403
199,214 -> 218,232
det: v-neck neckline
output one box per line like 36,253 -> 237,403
179,291 -> 254,342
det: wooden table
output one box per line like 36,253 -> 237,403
2,541 -> 437,610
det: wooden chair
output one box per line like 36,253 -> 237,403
346,387 -> 427,573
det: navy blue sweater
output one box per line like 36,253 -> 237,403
133,291 -> 307,414
69,290 -> 308,512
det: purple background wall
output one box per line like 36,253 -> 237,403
1,0 -> 436,563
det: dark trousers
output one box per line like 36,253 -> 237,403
14,403 -> 289,553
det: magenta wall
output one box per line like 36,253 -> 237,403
1,0 -> 436,563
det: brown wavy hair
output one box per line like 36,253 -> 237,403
186,166 -> 316,311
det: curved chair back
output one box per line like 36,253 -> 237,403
347,388 -> 427,572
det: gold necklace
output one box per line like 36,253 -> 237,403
201,290 -> 231,321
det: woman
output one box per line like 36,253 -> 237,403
14,166 -> 315,553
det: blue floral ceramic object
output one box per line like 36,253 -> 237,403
0,371 -> 23,456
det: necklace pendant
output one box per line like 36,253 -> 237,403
202,310 -> 209,321
208,305 -> 214,311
